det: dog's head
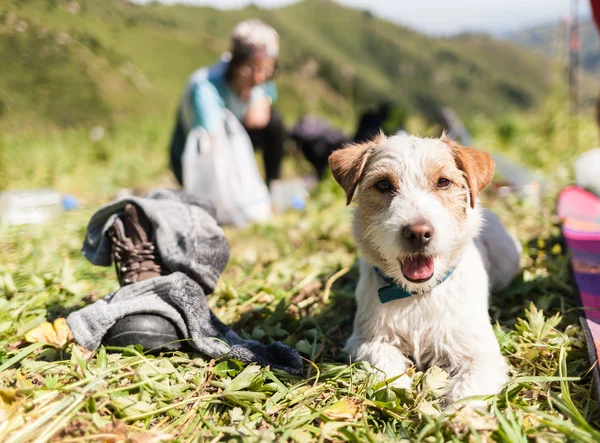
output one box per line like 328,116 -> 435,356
329,133 -> 494,293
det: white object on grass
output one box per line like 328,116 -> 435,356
574,148 -> 600,196
0,188 -> 63,225
182,109 -> 271,227
269,178 -> 308,213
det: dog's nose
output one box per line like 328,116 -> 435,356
402,222 -> 434,248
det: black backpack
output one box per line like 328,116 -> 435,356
290,116 -> 351,179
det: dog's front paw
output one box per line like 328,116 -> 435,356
445,368 -> 507,408
349,339 -> 414,390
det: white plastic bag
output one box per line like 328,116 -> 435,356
182,110 -> 272,227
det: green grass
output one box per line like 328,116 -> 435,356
0,115 -> 172,202
1,96 -> 600,440
1,1 -> 600,439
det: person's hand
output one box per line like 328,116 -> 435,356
244,97 -> 272,129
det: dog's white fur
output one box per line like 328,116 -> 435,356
330,133 -> 521,405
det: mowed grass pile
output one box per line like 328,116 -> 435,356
1,106 -> 600,441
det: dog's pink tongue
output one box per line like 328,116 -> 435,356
403,256 -> 434,280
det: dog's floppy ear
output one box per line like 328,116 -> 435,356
329,136 -> 381,205
442,134 -> 495,209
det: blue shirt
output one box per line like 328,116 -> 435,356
179,53 -> 277,134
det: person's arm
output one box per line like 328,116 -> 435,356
191,81 -> 224,134
244,81 -> 277,129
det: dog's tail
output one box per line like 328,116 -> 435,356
475,209 -> 522,294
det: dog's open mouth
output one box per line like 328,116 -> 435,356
400,255 -> 434,283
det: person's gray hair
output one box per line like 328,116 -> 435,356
231,19 -> 279,59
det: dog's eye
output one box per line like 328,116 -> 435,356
437,178 -> 452,189
376,179 -> 392,191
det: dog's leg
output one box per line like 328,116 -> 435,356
349,338 -> 413,389
444,347 -> 508,408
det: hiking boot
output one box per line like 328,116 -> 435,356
103,203 -> 185,353
103,314 -> 184,353
109,203 -> 163,286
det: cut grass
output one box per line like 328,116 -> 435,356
1,181 -> 599,441
1,104 -> 600,440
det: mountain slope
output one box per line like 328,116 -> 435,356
0,0 -> 557,131
508,17 -> 600,74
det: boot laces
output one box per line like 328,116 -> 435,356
110,233 -> 161,285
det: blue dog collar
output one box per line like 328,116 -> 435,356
374,265 -> 456,304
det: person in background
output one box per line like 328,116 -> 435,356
169,19 -> 285,186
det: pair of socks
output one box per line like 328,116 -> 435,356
67,189 -> 303,376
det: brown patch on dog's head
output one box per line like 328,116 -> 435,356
356,167 -> 400,234
425,154 -> 470,224
329,134 -> 385,205
441,133 -> 495,208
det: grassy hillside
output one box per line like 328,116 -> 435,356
0,0 -> 557,135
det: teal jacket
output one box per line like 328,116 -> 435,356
179,53 -> 277,134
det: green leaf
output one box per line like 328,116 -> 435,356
296,339 -> 313,355
229,406 -> 245,424
0,320 -> 13,334
111,395 -> 156,418
222,391 -> 267,402
227,364 -> 264,392
213,359 -> 244,378
0,342 -> 45,372
372,388 -> 397,407
2,272 -> 17,296
44,375 -> 58,389
251,328 -> 266,340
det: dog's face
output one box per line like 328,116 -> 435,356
329,133 -> 494,293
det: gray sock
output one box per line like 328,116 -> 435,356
67,189 -> 303,376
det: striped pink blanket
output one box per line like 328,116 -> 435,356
557,185 -> 600,400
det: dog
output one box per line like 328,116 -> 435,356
328,132 -> 521,405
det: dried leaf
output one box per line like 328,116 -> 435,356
24,322 -> 56,345
322,398 -> 360,420
24,318 -> 73,348
53,318 -> 74,347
